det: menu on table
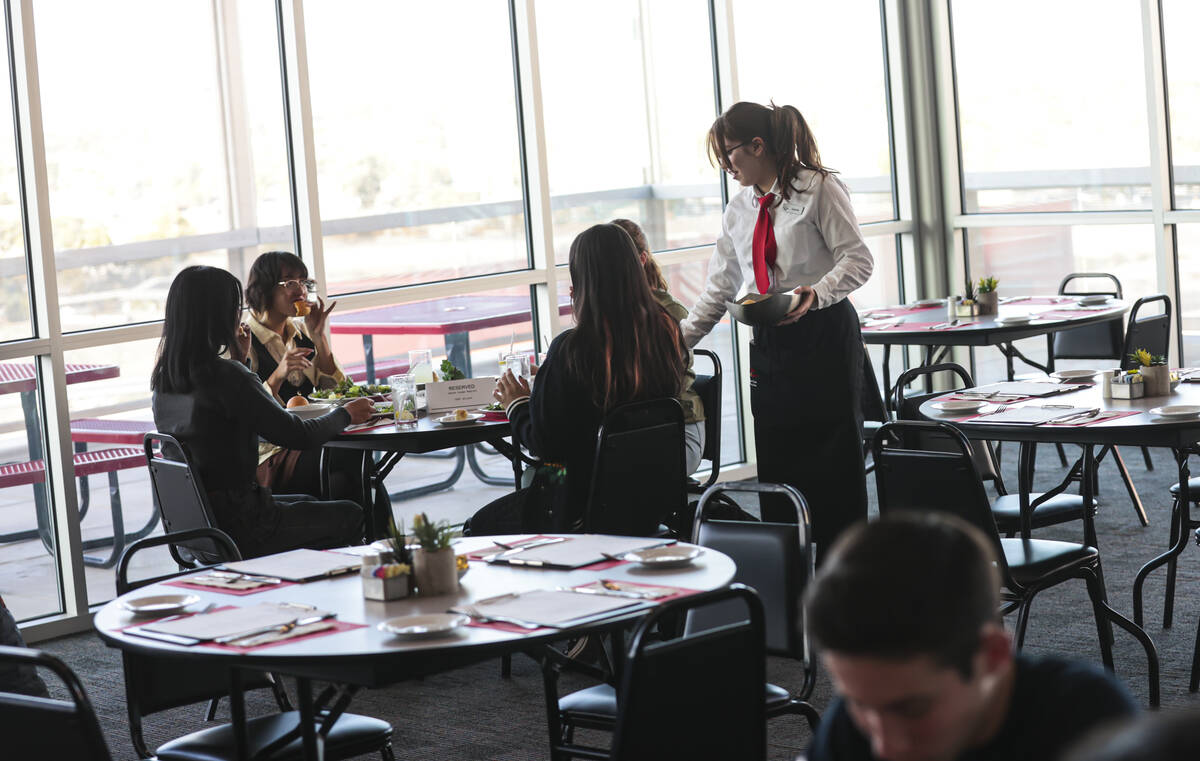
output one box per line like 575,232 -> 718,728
963,381 -> 1087,398
486,535 -> 673,569
461,589 -> 647,628
970,406 -> 1091,426
131,602 -> 332,644
221,549 -> 361,582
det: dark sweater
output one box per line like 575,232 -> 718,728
808,654 -> 1138,761
152,359 -> 350,547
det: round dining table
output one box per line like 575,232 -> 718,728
94,535 -> 736,760
862,295 -> 1129,394
919,377 -> 1200,680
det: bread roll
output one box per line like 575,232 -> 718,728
286,395 -> 309,408
293,299 -> 311,316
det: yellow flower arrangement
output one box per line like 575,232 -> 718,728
1129,348 -> 1166,368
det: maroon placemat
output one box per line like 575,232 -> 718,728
163,579 -> 298,597
1005,296 -> 1076,306
465,620 -> 553,634
577,580 -> 701,604
478,410 -> 508,422
116,604 -> 238,631
865,321 -> 978,333
1036,308 -> 1115,320
1043,410 -> 1142,427
465,535 -> 561,561
207,620 -> 367,652
863,304 -> 945,317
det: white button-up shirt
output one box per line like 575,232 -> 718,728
680,170 -> 874,346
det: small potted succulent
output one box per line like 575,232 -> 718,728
1130,348 -> 1170,396
361,519 -> 412,600
975,276 -> 998,314
411,512 -> 458,596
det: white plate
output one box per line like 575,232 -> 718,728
910,299 -> 944,308
995,314 -> 1034,325
1050,369 -> 1101,381
932,400 -> 987,413
288,402 -> 335,419
377,613 -> 469,640
1149,405 -> 1200,419
624,545 -> 704,568
121,593 -> 200,616
435,412 -> 485,426
1077,295 -> 1112,306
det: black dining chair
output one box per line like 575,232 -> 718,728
583,398 -> 685,536
687,348 -> 723,492
143,432 -> 231,567
116,529 -> 291,758
1114,294 -> 1172,474
115,530 -> 396,761
1051,272 -> 1125,364
542,482 -> 817,759
872,420 -> 1159,705
543,585 -> 767,761
0,645 -> 115,761
893,363 -> 1092,536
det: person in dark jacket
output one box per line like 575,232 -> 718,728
150,265 -> 373,558
464,223 -> 688,534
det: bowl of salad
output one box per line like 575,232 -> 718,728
309,379 -> 391,405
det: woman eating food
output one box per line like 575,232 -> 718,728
464,223 -> 688,534
241,251 -> 392,530
151,265 -> 373,558
611,218 -> 706,474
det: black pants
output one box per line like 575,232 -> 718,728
750,298 -> 867,562
277,447 -> 392,536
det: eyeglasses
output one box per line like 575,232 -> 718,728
276,278 -> 317,292
724,141 -> 749,156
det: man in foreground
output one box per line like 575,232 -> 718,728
804,513 -> 1138,761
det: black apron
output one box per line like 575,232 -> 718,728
250,331 -> 317,401
749,298 -> 866,562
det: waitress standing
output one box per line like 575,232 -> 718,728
682,101 -> 873,559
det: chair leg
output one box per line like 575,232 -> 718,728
1164,498 -> 1182,629
1141,445 -> 1154,471
500,654 -> 512,678
205,697 -> 220,721
1192,613 -> 1200,692
1054,443 -> 1068,468
1083,571 -> 1116,669
1012,597 -> 1034,650
796,701 -> 821,731
1110,447 -> 1149,527
380,742 -> 396,761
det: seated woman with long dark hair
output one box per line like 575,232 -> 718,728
150,265 -> 374,558
464,223 -> 688,534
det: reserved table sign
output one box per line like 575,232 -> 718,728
426,377 -> 498,414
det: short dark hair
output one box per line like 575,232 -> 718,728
245,251 -> 307,313
150,266 -> 243,394
804,513 -> 1002,679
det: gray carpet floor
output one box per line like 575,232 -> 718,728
31,445 -> 1200,760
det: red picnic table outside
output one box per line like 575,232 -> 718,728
330,293 -> 572,382
0,361 -> 157,567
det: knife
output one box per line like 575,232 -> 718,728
562,585 -> 651,600
213,613 -> 336,644
482,536 -> 566,562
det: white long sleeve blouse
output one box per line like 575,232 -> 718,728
680,169 -> 874,347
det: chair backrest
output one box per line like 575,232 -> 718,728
113,530 -> 275,758
1119,294 -> 1171,371
872,421 -> 1012,583
1053,272 -> 1125,360
891,363 -> 1004,490
691,348 -> 722,489
585,398 -> 686,536
0,646 -> 113,761
861,345 -> 889,424
609,585 -> 766,761
143,432 -> 226,566
691,483 -> 812,670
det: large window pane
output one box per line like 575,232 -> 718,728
1177,226 -> 1200,364
1164,0 -> 1200,209
36,0 -> 293,332
850,234 -> 899,311
951,1 -> 1151,213
734,0 -> 894,223
0,9 -> 29,343
537,0 -> 721,262
63,339 -> 166,607
305,2 -> 526,294
966,224 -> 1157,382
0,358 -> 60,621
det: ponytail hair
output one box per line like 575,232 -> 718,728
706,101 -> 834,201
610,218 -> 668,292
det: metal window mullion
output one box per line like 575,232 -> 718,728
9,0 -> 86,621
276,0 -> 325,295
512,0 -> 560,344
1140,0 -> 1180,360
213,0 -> 259,280
953,211 -> 1156,228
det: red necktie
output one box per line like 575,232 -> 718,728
752,192 -> 777,294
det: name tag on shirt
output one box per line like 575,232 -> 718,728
780,203 -> 806,216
